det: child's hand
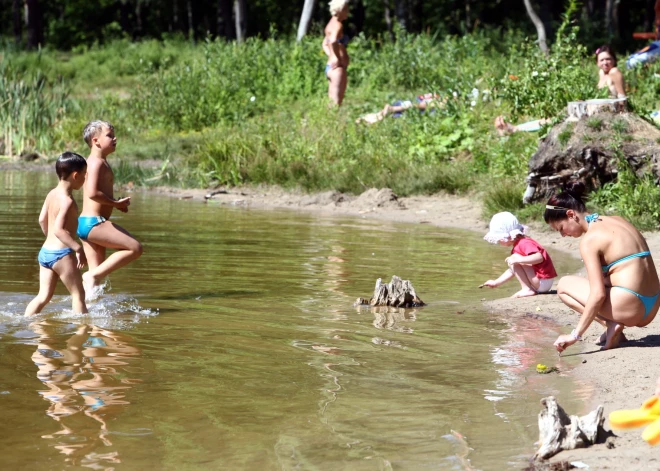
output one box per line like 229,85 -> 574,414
76,249 -> 87,269
506,254 -> 522,266
483,280 -> 498,288
115,197 -> 131,213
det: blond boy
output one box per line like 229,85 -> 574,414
78,120 -> 143,295
25,152 -> 88,316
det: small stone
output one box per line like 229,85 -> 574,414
582,359 -> 587,363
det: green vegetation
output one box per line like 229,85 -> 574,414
3,13 -> 660,227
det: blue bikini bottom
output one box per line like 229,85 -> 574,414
612,286 -> 660,318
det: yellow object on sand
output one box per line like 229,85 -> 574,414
609,396 -> 660,445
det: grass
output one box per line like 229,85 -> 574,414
4,21 -> 660,227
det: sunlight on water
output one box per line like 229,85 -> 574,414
0,171 -> 585,470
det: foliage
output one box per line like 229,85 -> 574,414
591,152 -> 660,230
0,61 -> 71,156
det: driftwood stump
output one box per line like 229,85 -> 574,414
355,276 -> 425,308
524,111 -> 660,203
534,396 -> 606,460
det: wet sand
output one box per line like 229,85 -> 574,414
155,184 -> 660,469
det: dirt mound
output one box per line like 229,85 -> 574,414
525,112 -> 660,202
352,188 -> 404,210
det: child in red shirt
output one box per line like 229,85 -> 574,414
482,212 -> 557,298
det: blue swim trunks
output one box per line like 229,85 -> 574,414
77,216 -> 106,240
38,247 -> 74,269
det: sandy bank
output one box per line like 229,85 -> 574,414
152,184 -> 660,469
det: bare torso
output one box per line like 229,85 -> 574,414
582,216 -> 660,318
81,156 -> 114,219
43,188 -> 79,249
597,67 -> 626,98
323,17 -> 349,68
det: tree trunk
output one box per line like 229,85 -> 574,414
605,0 -> 614,38
25,0 -> 44,49
234,0 -> 246,43
13,0 -> 22,45
394,0 -> 407,31
217,0 -> 234,39
120,0 -> 131,36
465,0 -> 471,32
296,0 -> 315,42
186,0 -> 194,40
523,0 -> 548,54
383,0 -> 394,40
135,0 -> 144,38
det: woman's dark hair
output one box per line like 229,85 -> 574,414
595,45 -> 617,66
543,181 -> 588,223
55,152 -> 87,180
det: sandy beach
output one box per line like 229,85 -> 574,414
154,183 -> 660,469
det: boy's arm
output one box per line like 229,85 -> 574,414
38,199 -> 49,236
53,198 -> 83,253
86,162 -> 131,211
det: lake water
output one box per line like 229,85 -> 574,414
0,170 -> 588,470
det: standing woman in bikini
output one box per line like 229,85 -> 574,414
544,182 -> 660,351
323,0 -> 350,106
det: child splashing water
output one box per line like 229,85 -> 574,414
482,212 -> 557,298
78,121 -> 143,299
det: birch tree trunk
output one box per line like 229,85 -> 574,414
605,0 -> 614,38
234,0 -> 246,43
383,0 -> 394,41
296,0 -> 315,42
523,0 -> 548,54
25,0 -> 44,49
394,0 -> 407,31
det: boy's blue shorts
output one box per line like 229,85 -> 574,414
77,216 -> 106,240
38,247 -> 74,269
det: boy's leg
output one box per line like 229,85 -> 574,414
25,266 -> 58,316
82,238 -> 106,272
54,256 -> 88,314
83,221 -> 143,288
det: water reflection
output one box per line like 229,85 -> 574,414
30,321 -> 141,468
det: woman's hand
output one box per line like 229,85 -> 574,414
483,280 -> 498,288
554,334 -> 577,353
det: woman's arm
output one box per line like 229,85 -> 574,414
554,237 -> 606,351
610,68 -> 626,97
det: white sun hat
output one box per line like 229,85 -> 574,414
483,211 -> 528,244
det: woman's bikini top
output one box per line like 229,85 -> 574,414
586,213 -> 652,273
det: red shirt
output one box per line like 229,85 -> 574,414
512,237 -> 557,279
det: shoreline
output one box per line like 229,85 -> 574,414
153,183 -> 660,468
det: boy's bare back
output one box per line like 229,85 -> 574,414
42,188 -> 80,249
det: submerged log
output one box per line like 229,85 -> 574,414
534,396 -> 607,460
524,111 -> 660,203
355,275 -> 425,308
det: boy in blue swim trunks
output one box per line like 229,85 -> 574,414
25,153 -> 88,316
79,120 -> 143,296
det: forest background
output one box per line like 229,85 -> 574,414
3,0 -> 660,227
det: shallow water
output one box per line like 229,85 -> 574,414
0,171 -> 587,470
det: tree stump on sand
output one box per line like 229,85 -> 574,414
355,276 -> 425,308
524,111 -> 660,203
534,396 -> 607,460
